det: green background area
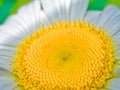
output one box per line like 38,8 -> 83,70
0,0 -> 120,24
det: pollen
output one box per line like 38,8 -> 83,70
12,21 -> 116,90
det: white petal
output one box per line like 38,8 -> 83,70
0,24 -> 25,39
42,0 -> 88,22
0,1 -> 45,46
16,4 -> 37,34
38,10 -> 50,27
0,28 -> 22,46
0,67 -> 17,89
32,0 -> 42,28
0,51 -> 15,57
108,78 -> 120,90
0,55 -> 14,63
0,46 -> 17,56
0,61 -> 12,71
40,0 -> 65,23
69,0 -> 89,22
18,3 -> 36,29
64,0 -> 72,20
96,5 -> 119,28
114,66 -> 120,77
0,47 -> 13,71
0,68 -> 11,77
59,0 -> 71,21
0,46 -> 16,51
4,16 -> 32,38
4,1 -> 48,37
115,48 -> 120,59
104,13 -> 120,36
0,76 -> 16,90
0,56 -> 13,64
84,11 -> 101,25
18,1 -> 49,28
0,46 -> 16,68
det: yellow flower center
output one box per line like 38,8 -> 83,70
12,21 -> 116,90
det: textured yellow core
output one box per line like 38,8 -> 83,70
12,21 -> 116,90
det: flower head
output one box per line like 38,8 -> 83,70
0,0 -> 120,90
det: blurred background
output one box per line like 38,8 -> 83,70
0,0 -> 120,24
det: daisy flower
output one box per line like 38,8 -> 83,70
0,0 -> 120,90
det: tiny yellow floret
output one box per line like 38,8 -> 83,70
12,21 -> 116,90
